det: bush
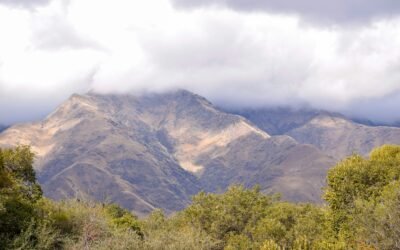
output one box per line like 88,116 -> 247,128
0,146 -> 42,249
324,145 -> 400,247
3,145 -> 400,249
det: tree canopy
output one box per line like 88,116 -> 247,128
1,144 -> 400,249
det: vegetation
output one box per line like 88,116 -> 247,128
1,145 -> 400,249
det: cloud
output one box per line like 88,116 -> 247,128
0,0 -> 104,124
344,90 -> 400,124
0,0 -> 52,9
1,0 -> 400,125
0,50 -> 101,124
31,13 -> 105,51
92,7 -> 400,120
172,0 -> 400,25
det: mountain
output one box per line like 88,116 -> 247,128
233,107 -> 328,135
236,107 -> 400,160
0,125 -> 8,133
287,115 -> 400,160
0,90 -> 334,214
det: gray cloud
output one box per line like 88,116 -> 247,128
343,90 -> 400,124
1,0 -> 400,125
92,11 -> 400,123
172,0 -> 400,24
0,68 -> 96,125
0,0 -> 52,9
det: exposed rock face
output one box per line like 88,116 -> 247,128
0,91 -> 335,214
237,108 -> 400,160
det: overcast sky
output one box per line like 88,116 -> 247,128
1,0 -> 400,124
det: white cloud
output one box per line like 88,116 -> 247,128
1,0 -> 400,124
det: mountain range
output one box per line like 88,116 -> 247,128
1,90 -> 400,215
235,108 -> 400,160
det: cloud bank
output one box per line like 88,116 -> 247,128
1,0 -> 400,124
172,0 -> 400,24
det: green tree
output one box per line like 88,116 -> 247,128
0,146 -> 42,249
249,202 -> 330,249
324,145 -> 400,245
353,181 -> 400,249
183,185 -> 277,248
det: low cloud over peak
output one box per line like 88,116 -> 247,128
1,0 -> 400,125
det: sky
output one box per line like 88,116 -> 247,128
1,0 -> 400,124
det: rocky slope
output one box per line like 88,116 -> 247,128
287,114 -> 400,160
0,93 -> 203,215
0,91 -> 336,214
237,108 -> 400,160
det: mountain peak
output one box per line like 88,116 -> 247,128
2,89 -> 400,214
0,89 -> 280,214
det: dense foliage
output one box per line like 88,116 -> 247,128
0,146 -> 42,248
1,145 -> 400,249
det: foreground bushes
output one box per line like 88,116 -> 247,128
1,145 -> 400,249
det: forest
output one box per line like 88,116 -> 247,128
1,145 -> 400,250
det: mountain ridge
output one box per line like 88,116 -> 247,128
234,107 -> 400,160
3,90 -> 398,214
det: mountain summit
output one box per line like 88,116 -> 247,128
0,90 -> 351,214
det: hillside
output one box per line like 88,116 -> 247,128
0,90 -> 334,214
236,107 -> 400,160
